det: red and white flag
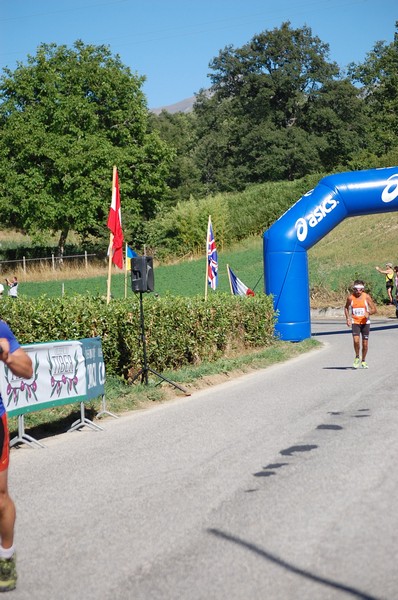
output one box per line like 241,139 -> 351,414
107,167 -> 124,269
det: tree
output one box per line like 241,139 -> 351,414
348,22 -> 398,158
0,41 -> 174,254
208,22 -> 339,127
148,110 -> 202,202
302,79 -> 371,170
190,22 -> 345,188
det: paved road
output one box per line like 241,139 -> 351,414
8,316 -> 398,600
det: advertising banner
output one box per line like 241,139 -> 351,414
80,337 -> 106,401
0,338 -> 105,418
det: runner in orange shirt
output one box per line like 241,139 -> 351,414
344,280 -> 377,369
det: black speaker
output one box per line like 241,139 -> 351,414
131,256 -> 154,293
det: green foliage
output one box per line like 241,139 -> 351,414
145,173 -> 323,259
302,79 -> 372,170
0,294 -> 276,378
145,194 -> 232,258
187,22 -> 352,189
0,21 -> 396,267
348,23 -> 398,158
150,21 -> 396,196
0,241 -> 107,261
0,41 -> 174,251
226,174 -> 323,238
148,111 -> 202,203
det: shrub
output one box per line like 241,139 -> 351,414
144,174 -> 325,260
0,294 -> 276,378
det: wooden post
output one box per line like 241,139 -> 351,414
106,166 -> 117,304
205,215 -> 210,301
226,264 -> 233,294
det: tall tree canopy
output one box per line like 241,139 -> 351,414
348,21 -> 398,160
186,22 -> 371,190
0,41 -> 174,253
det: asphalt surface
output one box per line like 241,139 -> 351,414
8,316 -> 398,600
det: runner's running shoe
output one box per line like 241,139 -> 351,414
353,357 -> 361,369
0,555 -> 17,592
361,361 -> 368,369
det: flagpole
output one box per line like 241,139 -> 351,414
106,231 -> 113,305
106,166 -> 117,304
226,264 -> 233,295
124,243 -> 128,299
205,215 -> 211,301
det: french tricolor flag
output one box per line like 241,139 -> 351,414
227,265 -> 255,296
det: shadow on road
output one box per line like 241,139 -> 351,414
312,322 -> 398,337
208,528 -> 381,600
322,366 -> 354,370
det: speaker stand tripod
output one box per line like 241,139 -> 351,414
131,292 -> 190,396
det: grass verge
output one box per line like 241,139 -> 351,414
9,338 -> 320,443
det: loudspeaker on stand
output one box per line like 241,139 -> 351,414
131,256 -> 154,293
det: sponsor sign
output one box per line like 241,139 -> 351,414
0,338 -> 105,417
295,194 -> 339,242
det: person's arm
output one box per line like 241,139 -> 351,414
344,297 -> 351,327
366,294 -> 377,316
375,267 -> 388,274
0,339 -> 33,379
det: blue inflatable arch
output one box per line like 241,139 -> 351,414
263,167 -> 398,342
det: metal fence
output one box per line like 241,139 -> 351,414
0,252 -> 98,273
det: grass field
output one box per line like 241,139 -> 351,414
4,211 -> 398,305
308,212 -> 398,304
13,236 -> 265,299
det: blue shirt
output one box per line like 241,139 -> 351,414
0,320 -> 20,416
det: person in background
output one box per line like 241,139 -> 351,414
344,280 -> 377,369
0,321 -> 32,591
4,278 -> 18,300
0,285 -> 4,298
375,263 -> 394,304
394,266 -> 398,316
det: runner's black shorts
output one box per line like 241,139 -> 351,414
352,323 -> 370,339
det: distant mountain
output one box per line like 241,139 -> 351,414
151,95 -> 196,115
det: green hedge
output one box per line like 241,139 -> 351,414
0,294 -> 276,378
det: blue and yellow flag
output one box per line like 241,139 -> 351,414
125,244 -> 138,271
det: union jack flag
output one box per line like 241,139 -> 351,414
207,217 -> 218,290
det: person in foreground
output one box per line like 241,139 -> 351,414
0,322 -> 32,592
344,280 -> 377,369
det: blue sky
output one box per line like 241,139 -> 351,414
1,0 -> 396,109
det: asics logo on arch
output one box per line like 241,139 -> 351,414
295,197 -> 338,242
381,174 -> 398,203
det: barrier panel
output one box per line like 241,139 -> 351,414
0,337 -> 116,448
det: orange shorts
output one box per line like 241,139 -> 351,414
0,413 -> 10,472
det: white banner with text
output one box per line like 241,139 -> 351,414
0,337 -> 105,417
